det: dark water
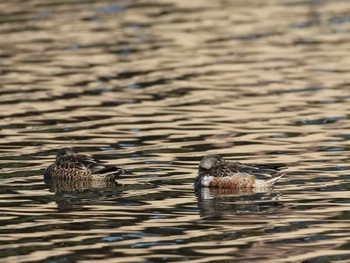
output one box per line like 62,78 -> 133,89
1,0 -> 350,262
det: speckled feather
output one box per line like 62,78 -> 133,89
44,148 -> 124,181
44,177 -> 119,193
195,155 -> 285,189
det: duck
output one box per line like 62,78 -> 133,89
44,147 -> 124,181
195,154 -> 286,189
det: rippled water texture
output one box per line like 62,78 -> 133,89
1,0 -> 350,262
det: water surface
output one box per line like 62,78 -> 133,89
1,0 -> 350,262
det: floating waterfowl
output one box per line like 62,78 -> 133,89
195,154 -> 285,189
44,147 -> 124,181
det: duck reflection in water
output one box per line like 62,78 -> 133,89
196,187 -> 282,218
44,177 -> 120,194
194,154 -> 286,217
44,177 -> 121,210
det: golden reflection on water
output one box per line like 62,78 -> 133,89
1,0 -> 350,262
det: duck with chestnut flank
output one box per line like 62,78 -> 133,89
44,147 -> 124,181
195,154 -> 286,189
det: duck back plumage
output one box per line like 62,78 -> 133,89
45,148 -> 124,181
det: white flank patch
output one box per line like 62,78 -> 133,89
254,179 -> 268,188
201,175 -> 215,186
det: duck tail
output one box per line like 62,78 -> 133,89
98,166 -> 125,178
266,173 -> 285,186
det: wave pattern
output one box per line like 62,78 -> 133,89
1,0 -> 350,262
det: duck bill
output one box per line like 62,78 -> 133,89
194,174 -> 202,189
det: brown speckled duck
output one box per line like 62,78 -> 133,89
44,147 -> 124,181
195,155 -> 286,189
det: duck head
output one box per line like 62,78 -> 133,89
195,154 -> 224,189
199,154 -> 224,170
56,147 -> 75,160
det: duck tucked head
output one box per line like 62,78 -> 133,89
199,154 -> 224,170
195,154 -> 224,188
57,147 -> 75,157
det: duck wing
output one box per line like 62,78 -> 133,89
233,162 -> 286,180
209,161 -> 286,179
208,162 -> 241,177
74,154 -> 124,176
56,154 -> 105,172
75,154 -> 115,173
